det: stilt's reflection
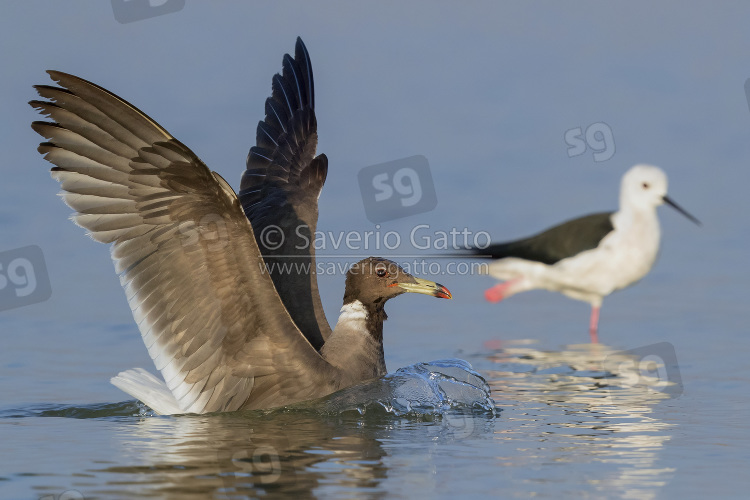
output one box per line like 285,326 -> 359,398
482,340 -> 678,500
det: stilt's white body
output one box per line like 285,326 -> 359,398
488,205 -> 661,308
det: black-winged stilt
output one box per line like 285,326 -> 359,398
465,165 -> 699,343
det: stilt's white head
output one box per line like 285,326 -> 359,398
619,164 -> 701,225
620,164 -> 668,211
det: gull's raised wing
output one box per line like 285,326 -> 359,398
239,37 -> 331,350
30,71 -> 339,413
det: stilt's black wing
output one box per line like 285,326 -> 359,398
239,38 -> 331,350
470,212 -> 615,265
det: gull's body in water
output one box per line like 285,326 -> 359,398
463,165 -> 699,343
30,38 -> 451,414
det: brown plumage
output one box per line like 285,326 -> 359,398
30,39 -> 451,414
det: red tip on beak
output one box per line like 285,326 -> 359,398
435,284 -> 452,300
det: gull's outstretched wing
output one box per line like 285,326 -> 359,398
239,37 -> 331,350
469,212 -> 615,265
30,71 -> 340,413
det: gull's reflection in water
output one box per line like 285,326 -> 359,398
92,360 -> 495,498
97,402 -> 493,499
484,340 -> 679,500
101,411 -> 388,499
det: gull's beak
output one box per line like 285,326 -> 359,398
663,195 -> 701,226
394,277 -> 452,299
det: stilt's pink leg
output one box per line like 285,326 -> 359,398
484,279 -> 519,303
589,306 -> 600,344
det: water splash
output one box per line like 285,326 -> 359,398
311,358 -> 496,416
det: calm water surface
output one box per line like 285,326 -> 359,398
3,331 -> 748,499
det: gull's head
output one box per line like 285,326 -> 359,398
620,164 -> 701,224
343,257 -> 452,307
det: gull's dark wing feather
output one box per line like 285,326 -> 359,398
30,71 -> 340,413
239,38 -> 331,350
471,212 -> 615,265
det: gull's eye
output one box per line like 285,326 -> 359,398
376,267 -> 388,278
642,182 -> 650,189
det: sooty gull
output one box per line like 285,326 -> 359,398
29,38 -> 451,414
463,165 -> 699,343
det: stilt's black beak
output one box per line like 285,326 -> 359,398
663,196 -> 701,226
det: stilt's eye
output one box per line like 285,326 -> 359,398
376,267 -> 388,278
642,182 -> 650,189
